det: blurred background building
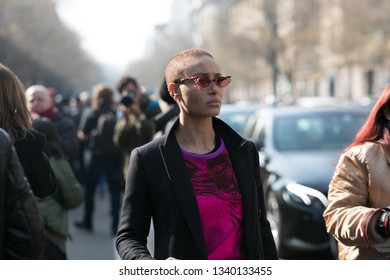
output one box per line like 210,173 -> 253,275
1,0 -> 388,104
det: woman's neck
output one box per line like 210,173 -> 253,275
175,117 -> 216,154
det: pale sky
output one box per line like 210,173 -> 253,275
56,0 -> 173,71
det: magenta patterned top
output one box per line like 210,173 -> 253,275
181,137 -> 245,259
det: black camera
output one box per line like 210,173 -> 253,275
120,90 -> 135,107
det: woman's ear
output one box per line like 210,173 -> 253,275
168,82 -> 179,99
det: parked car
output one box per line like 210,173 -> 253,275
243,105 -> 369,259
218,103 -> 264,136
295,96 -> 354,108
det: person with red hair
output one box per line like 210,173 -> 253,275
324,84 -> 390,259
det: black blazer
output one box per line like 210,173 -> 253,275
116,117 -> 278,260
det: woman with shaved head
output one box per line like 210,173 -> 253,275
116,49 -> 277,260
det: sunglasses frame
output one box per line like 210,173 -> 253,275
175,75 -> 231,89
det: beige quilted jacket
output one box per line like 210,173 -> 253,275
323,142 -> 390,259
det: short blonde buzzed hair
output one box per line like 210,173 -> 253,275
165,49 -> 213,85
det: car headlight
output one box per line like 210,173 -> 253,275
284,183 -> 329,209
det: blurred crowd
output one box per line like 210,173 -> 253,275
0,61 -> 179,259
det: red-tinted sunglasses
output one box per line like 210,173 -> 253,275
175,75 -> 231,89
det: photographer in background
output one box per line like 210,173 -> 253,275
114,76 -> 156,178
116,76 -> 161,120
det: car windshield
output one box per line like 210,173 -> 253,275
218,105 -> 261,135
218,111 -> 251,134
273,111 -> 366,151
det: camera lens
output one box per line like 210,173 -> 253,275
120,91 -> 135,106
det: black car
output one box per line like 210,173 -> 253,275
243,105 -> 369,259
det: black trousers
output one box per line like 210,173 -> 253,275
82,153 -> 124,234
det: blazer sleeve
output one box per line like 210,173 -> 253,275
116,148 -> 154,260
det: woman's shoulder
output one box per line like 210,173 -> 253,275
0,129 -> 12,159
348,142 -> 381,153
139,133 -> 167,151
0,128 -> 12,145
345,142 -> 384,162
128,133 -> 169,162
14,129 -> 46,152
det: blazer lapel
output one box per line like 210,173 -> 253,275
159,132 -> 207,258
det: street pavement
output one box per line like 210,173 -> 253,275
67,189 -> 119,260
67,187 -> 154,260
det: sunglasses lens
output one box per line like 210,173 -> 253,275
217,77 -> 231,88
190,76 -> 231,89
197,77 -> 212,88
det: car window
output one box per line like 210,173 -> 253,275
218,105 -> 262,135
242,114 -> 258,139
250,116 -> 266,145
218,111 -> 250,134
273,112 -> 366,151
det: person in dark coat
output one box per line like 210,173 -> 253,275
74,83 -> 124,236
0,128 -> 45,259
0,63 -> 57,198
32,117 -> 84,259
116,49 -> 278,260
25,84 -> 79,163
